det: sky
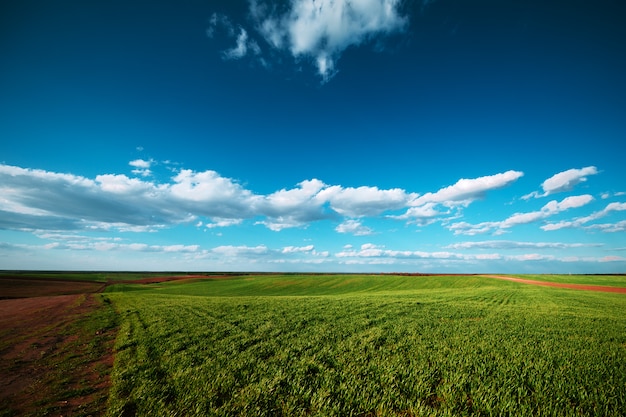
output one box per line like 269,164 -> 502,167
1,0 -> 625,273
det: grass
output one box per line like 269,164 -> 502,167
104,275 -> 626,416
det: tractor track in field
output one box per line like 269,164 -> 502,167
480,275 -> 626,293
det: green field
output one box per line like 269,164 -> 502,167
102,275 -> 626,416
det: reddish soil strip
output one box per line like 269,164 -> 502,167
481,275 -> 626,293
0,276 -> 105,299
112,274 -> 237,285
0,294 -> 114,416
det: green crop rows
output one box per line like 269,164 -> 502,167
105,275 -> 626,416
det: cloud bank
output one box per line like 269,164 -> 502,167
2,162 -> 622,272
0,163 -> 522,235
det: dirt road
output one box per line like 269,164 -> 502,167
480,275 -> 626,293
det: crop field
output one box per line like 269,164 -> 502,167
103,274 -> 626,416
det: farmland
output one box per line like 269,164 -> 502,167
101,274 -> 626,416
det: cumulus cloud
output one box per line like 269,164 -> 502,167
445,240 -> 600,250
211,245 -> 269,257
449,195 -> 594,235
208,13 -> 261,61
332,244 -> 583,266
258,179 -> 331,230
214,0 -> 409,81
129,158 -> 153,176
207,12 -> 235,38
335,219 -> 373,236
42,239 -> 200,253
393,170 -> 523,224
319,185 -> 416,217
0,164 -> 254,231
204,218 -> 244,229
391,203 -> 442,225
282,245 -> 315,254
223,27 -> 262,59
541,201 -> 626,232
1,163 -> 534,236
508,253 -> 554,261
523,166 -> 598,199
584,220 -> 626,233
410,170 -> 524,208
336,243 -> 459,260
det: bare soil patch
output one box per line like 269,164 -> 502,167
0,294 -> 116,416
0,276 -> 105,299
112,274 -> 236,285
481,275 -> 626,293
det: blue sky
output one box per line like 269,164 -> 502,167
1,0 -> 625,272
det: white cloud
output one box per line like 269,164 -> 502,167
450,195 -> 594,235
248,0 -> 408,81
600,256 -> 626,262
445,240 -> 599,250
258,179 -> 331,230
129,159 -> 152,169
41,239 -> 201,253
211,245 -> 269,257
224,28 -> 249,59
0,164 -> 255,231
207,12 -> 235,38
551,194 -> 594,211
541,201 -> 626,231
523,166 -> 598,199
319,185 -> 415,217
508,253 -> 554,261
2,160 -> 612,263
389,203 -> 443,226
205,218 -> 243,229
392,171 -> 523,226
336,243 -> 459,260
585,220 -> 626,233
129,158 -> 154,177
410,170 -> 524,207
222,27 -> 262,60
282,245 -> 315,254
447,221 -> 500,236
97,174 -> 153,194
168,169 -> 259,219
335,219 -> 373,236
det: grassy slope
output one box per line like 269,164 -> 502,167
105,275 -> 626,416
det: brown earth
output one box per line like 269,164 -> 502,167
112,274 -> 235,285
480,274 -> 626,293
0,292 -> 116,416
0,274 -> 234,416
0,276 -> 106,299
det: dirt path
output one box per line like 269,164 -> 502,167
480,275 -> 626,293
